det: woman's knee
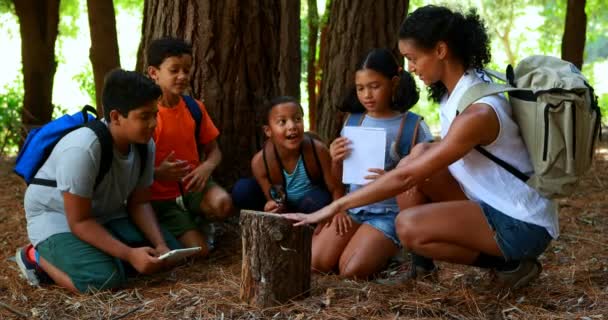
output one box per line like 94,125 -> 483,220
395,210 -> 425,249
311,254 -> 335,274
338,255 -> 371,279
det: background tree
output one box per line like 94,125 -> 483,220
12,0 -> 60,134
315,0 -> 410,141
136,0 -> 300,185
480,0 -> 521,67
87,0 -> 121,115
561,0 -> 586,70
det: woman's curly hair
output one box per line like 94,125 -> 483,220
399,5 -> 491,102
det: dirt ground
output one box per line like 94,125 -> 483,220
0,146 -> 606,319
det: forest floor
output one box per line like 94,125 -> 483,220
0,145 -> 607,320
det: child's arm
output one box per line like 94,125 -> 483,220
315,140 -> 353,235
64,192 -> 162,274
127,187 -> 170,256
315,140 -> 344,200
251,151 -> 282,212
183,140 -> 221,193
329,137 -> 350,182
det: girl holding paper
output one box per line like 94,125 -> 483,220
286,6 -> 556,290
310,48 -> 433,278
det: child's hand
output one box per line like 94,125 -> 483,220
332,211 -> 353,236
155,151 -> 191,182
264,200 -> 282,213
183,162 -> 213,193
364,168 -> 386,181
127,247 -> 162,274
329,137 -> 351,162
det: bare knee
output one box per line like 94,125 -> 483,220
203,193 -> 233,220
338,252 -> 370,279
395,211 -> 424,250
311,254 -> 335,274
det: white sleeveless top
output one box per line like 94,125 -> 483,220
439,69 -> 559,238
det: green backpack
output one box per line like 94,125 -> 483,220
457,55 -> 601,198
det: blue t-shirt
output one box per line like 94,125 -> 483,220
345,113 -> 433,214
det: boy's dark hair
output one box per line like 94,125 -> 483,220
399,5 -> 491,102
263,96 -> 304,125
339,48 -> 419,113
147,37 -> 193,68
102,69 -> 162,121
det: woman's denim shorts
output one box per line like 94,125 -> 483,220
478,201 -> 552,261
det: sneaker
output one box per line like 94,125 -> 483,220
495,259 -> 542,290
15,245 -> 51,286
375,263 -> 438,285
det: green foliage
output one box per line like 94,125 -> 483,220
114,0 -> 142,12
59,0 -> 81,38
0,77 -> 23,156
73,64 -> 96,105
0,0 -> 13,14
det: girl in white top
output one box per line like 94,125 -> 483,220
286,5 -> 557,289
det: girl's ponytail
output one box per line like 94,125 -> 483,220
393,69 -> 419,111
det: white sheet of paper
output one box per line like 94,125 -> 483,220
342,126 -> 386,185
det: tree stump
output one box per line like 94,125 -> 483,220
240,210 -> 313,308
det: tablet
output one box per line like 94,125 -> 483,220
158,247 -> 201,263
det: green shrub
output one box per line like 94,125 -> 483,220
0,78 -> 23,156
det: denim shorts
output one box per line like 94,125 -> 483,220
478,201 -> 552,261
348,210 -> 400,246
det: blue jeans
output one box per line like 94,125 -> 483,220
231,177 -> 332,213
478,201 -> 552,261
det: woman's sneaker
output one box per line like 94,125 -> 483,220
15,244 -> 52,286
495,259 -> 542,289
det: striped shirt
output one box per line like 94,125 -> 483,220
284,156 -> 320,207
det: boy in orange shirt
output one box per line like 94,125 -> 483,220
147,38 -> 233,256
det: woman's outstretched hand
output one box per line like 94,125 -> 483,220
283,202 -> 341,226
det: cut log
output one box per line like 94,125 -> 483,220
240,210 -> 312,307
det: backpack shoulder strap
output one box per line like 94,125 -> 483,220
262,140 -> 286,190
457,82 -> 534,114
344,112 -> 365,127
455,84 -> 531,183
183,95 -> 203,145
301,133 -> 325,187
83,120 -> 114,190
135,143 -> 148,180
395,112 -> 422,157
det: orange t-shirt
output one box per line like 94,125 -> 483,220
151,97 -> 220,200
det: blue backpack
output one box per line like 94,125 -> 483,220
344,111 -> 424,158
14,105 -> 147,189
182,95 -> 203,154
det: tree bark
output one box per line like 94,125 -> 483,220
306,0 -> 319,131
87,0 -> 121,116
316,0 -> 410,141
13,0 -> 60,133
136,0 -> 300,185
562,0 -> 586,70
239,210 -> 312,308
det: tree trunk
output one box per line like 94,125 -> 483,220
13,0 -> 60,133
561,0 -> 586,70
239,210 -> 312,308
316,0 -> 410,141
306,0 -> 319,131
87,0 -> 121,116
136,0 -> 300,186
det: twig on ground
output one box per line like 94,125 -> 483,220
0,300 -> 30,318
109,304 -> 144,320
